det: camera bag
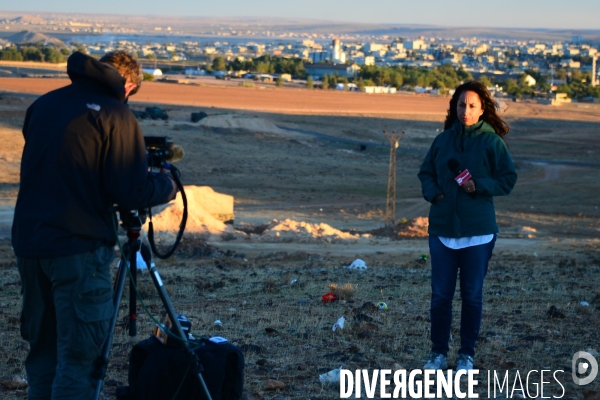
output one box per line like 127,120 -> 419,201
117,335 -> 244,400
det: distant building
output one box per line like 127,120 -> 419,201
363,86 -> 397,94
142,68 -> 163,77
404,39 -> 428,51
523,74 -> 536,86
363,43 -> 386,53
304,63 -> 360,79
185,68 -> 206,76
537,92 -> 571,106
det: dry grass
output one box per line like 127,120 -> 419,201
1,239 -> 599,399
327,283 -> 358,300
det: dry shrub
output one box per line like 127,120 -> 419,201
327,282 -> 358,300
262,278 -> 279,293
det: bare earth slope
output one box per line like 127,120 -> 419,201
0,77 -> 599,399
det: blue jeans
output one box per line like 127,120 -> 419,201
428,235 -> 496,357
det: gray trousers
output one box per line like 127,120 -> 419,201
17,246 -> 115,400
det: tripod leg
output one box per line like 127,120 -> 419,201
141,243 -> 213,400
129,246 -> 138,337
93,256 -> 129,400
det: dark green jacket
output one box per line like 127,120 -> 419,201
418,120 -> 517,238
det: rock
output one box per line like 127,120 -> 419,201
297,363 -> 309,370
241,391 -> 256,400
145,106 -> 168,120
0,375 -> 28,390
547,305 -> 566,319
265,379 -> 286,390
393,363 -> 405,371
358,321 -> 380,331
191,111 -> 208,122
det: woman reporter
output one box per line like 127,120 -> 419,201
418,81 -> 517,372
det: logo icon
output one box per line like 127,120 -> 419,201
572,351 -> 598,385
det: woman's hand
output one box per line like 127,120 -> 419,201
462,179 -> 476,194
432,194 -> 444,203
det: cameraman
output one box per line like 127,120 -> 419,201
12,51 -> 176,399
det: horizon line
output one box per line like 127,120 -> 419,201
1,10 -> 600,33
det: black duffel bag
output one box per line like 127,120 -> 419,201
117,335 -> 244,400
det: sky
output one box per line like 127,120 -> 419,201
2,0 -> 600,30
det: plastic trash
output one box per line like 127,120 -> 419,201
332,316 -> 345,331
377,301 -> 388,310
213,320 -> 223,327
319,367 -> 342,384
116,250 -> 148,270
419,254 -> 428,261
290,278 -> 298,285
581,301 -> 590,307
347,259 -> 367,270
321,292 -> 338,303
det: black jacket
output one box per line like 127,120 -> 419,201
12,52 -> 173,258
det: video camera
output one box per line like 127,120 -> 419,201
144,136 -> 185,167
118,136 -> 188,260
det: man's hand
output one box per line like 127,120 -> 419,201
161,168 -> 178,201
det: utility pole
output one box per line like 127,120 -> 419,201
383,130 -> 405,227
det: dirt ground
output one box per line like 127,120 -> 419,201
0,77 -> 599,399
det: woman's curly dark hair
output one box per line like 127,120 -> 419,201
444,80 -> 509,140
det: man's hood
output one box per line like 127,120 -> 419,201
67,51 -> 126,102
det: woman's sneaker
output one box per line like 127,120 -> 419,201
456,354 -> 474,372
423,352 -> 448,370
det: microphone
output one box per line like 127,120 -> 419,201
168,145 -> 185,163
448,158 -> 475,198
447,158 -> 471,186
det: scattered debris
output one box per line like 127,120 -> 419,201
319,367 -> 342,384
347,259 -> 367,270
581,301 -> 590,307
376,301 -> 388,310
265,379 -> 286,390
213,320 -> 223,327
332,317 -> 345,331
321,292 -> 337,303
0,375 -> 28,390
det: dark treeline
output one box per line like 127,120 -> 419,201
0,44 -> 70,63
210,55 -> 306,77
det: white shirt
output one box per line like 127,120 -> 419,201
439,234 -> 495,250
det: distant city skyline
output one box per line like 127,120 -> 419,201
1,0 -> 599,30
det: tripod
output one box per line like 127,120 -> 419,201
93,210 -> 212,400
